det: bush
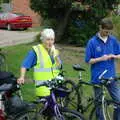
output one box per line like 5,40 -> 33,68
63,20 -> 98,46
43,18 -> 58,29
112,15 -> 120,39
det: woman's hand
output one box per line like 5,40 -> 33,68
17,77 -> 25,84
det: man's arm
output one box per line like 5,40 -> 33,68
89,55 -> 113,64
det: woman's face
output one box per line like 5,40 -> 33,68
43,38 -> 55,50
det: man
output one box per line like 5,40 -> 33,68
85,19 -> 120,120
17,28 -> 61,97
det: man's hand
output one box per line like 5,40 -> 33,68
108,54 -> 120,59
17,77 -> 25,85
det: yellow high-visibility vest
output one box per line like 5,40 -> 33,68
32,44 -> 60,96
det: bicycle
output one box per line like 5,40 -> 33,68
30,76 -> 84,120
63,64 -> 120,120
0,71 -> 36,120
0,49 -> 8,71
89,76 -> 120,120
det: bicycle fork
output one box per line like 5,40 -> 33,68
54,105 -> 64,120
102,94 -> 107,120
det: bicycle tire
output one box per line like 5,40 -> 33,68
32,98 -> 84,120
60,107 -> 84,120
35,107 -> 84,120
12,110 -> 36,120
89,106 -> 97,120
89,100 -> 117,120
61,80 -> 80,110
105,100 -> 119,120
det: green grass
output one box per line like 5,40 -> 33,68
26,26 -> 44,32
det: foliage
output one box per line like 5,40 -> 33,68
30,0 -> 120,19
30,0 -> 120,46
112,15 -> 120,39
64,19 -> 98,46
30,0 -> 73,18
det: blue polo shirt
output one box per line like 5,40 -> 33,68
21,50 -> 61,69
85,34 -> 120,84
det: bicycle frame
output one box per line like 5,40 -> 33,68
77,70 -> 117,120
38,88 -> 66,119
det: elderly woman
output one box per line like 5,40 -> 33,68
17,28 -> 61,97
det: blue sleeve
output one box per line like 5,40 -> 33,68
113,38 -> 120,55
57,56 -> 62,65
21,50 -> 37,69
85,40 -> 94,63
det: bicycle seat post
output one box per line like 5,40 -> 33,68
79,71 -> 82,80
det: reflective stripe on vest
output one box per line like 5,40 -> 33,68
34,67 -> 59,72
34,80 -> 48,86
36,45 -> 44,68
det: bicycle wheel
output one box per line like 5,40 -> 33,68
89,106 -> 97,120
30,99 -> 56,120
12,110 -> 36,120
61,80 -> 80,110
60,107 -> 84,120
89,100 -> 116,120
33,107 -> 59,120
105,100 -> 119,120
33,101 -> 84,120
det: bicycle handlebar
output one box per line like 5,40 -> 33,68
79,76 -> 120,88
36,76 -> 64,88
99,76 -> 120,85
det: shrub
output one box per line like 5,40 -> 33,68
63,20 -> 98,46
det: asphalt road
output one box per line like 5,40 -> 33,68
0,30 -> 38,48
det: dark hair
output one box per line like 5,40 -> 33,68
100,19 -> 113,30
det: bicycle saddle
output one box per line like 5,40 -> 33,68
72,64 -> 86,71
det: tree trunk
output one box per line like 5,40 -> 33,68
56,8 -> 72,42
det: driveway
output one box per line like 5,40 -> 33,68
0,30 -> 39,48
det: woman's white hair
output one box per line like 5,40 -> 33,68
40,28 -> 55,41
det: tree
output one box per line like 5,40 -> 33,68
30,0 -> 120,44
30,0 -> 73,41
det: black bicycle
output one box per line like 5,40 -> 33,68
63,64 -> 120,120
